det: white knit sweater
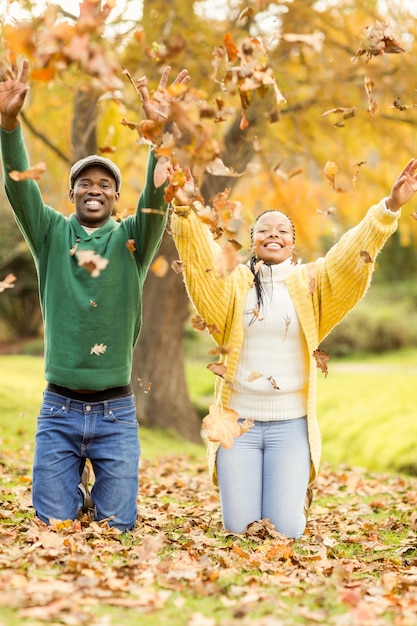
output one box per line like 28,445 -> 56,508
228,259 -> 309,421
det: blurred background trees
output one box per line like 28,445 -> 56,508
1,0 -> 417,439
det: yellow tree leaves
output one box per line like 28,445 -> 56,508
2,1 -> 122,91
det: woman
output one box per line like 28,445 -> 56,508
171,161 -> 417,537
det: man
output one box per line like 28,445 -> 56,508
0,60 -> 189,531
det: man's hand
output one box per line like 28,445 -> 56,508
0,59 -> 30,130
137,66 -> 190,124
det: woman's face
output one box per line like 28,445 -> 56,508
252,211 -> 294,265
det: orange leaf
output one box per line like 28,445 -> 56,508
9,163 -> 46,182
224,32 -> 239,62
202,404 -> 241,448
150,255 -> 169,278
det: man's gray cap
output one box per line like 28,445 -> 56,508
69,155 -> 122,191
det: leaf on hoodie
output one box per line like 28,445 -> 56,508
313,349 -> 330,377
9,162 -> 46,181
0,273 -> 16,293
355,250 -> 373,272
126,239 -> 136,259
90,343 -> 107,356
77,250 -> 109,277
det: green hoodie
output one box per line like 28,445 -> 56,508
1,125 -> 167,390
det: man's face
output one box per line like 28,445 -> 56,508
68,165 -> 120,227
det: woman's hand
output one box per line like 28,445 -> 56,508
386,158 -> 417,211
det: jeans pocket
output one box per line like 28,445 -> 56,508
39,401 -> 66,419
108,405 -> 137,425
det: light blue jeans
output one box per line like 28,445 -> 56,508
32,390 -> 140,531
216,417 -> 311,538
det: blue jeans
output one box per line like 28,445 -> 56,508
216,417 -> 311,538
32,390 -> 140,531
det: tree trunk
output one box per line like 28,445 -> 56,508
71,89 -> 99,160
133,232 -> 203,443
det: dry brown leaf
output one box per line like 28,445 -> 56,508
354,21 -> 405,61
313,348 -> 330,377
77,250 -> 109,277
207,362 -> 227,378
171,259 -> 185,274
191,315 -> 207,331
9,162 -> 46,182
202,404 -> 241,448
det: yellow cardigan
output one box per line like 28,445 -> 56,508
171,200 -> 399,486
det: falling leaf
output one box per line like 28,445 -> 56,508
208,345 -> 234,356
77,250 -> 109,277
89,300 -> 98,307
191,315 -> 207,331
282,32 -> 324,54
9,162 -> 46,181
150,255 -> 169,278
236,7 -> 255,27
202,404 -> 241,448
207,362 -> 227,378
364,76 -> 377,117
171,259 -> 185,274
126,239 -> 136,259
138,379 -> 152,394
266,376 -> 280,390
224,32 -> 239,62
313,349 -> 330,377
324,161 -> 338,187
90,343 -> 107,355
240,111 -> 249,130
0,273 -> 16,293
154,157 -> 171,188
354,21 -> 405,61
205,157 -> 240,177
355,250 -> 373,272
246,371 -> 263,382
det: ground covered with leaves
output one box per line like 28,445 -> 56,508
1,448 -> 417,626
